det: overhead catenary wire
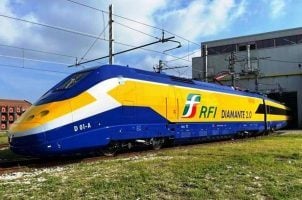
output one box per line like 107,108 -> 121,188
111,14 -> 200,46
263,58 -> 302,64
0,43 -> 77,59
1,10 -> 201,71
99,20 -> 190,63
0,43 -> 105,67
113,40 -> 192,63
0,13 -> 112,66
114,21 -> 160,40
65,0 -> 102,12
0,54 -> 73,66
71,35 -> 177,66
0,2 -> 203,84
79,23 -> 109,63
70,38 -> 194,67
0,13 -> 193,65
0,63 -> 70,74
226,52 -> 302,64
178,67 -> 191,78
165,48 -> 201,63
102,11 -> 106,39
0,14 -> 110,41
64,0 -> 200,46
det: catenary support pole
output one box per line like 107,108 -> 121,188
202,44 -> 208,82
109,4 -> 114,64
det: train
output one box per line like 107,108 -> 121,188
8,65 -> 290,156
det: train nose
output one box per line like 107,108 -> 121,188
9,122 -> 46,146
8,101 -> 73,156
8,105 -> 51,140
8,121 -> 46,156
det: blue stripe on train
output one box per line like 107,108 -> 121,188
10,106 -> 287,156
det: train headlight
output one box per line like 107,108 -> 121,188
27,115 -> 35,121
40,110 -> 50,117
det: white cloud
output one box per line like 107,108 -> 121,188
0,0 -> 41,45
0,0 -> 247,67
268,0 -> 286,19
0,0 -> 249,101
0,0 -> 22,43
230,0 -> 247,20
154,0 -> 247,42
112,0 -> 168,45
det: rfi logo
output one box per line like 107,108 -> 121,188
182,94 -> 201,118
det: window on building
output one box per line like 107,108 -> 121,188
250,44 -> 256,50
220,44 -> 236,53
208,46 -> 220,55
255,39 -> 274,49
238,43 -> 256,51
287,35 -> 298,44
206,33 -> 302,55
275,36 -> 297,46
238,45 -> 247,51
296,34 -> 302,43
208,44 -> 236,55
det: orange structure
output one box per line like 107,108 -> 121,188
0,99 -> 31,130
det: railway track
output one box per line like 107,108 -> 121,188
0,151 -> 148,175
0,133 -> 278,175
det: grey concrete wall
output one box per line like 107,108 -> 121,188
193,44 -> 302,79
192,39 -> 302,128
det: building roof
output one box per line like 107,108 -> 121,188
203,27 -> 302,47
0,99 -> 31,106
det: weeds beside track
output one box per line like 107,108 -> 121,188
0,131 -> 301,199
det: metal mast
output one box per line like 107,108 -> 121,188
228,51 -> 236,87
202,44 -> 208,82
109,4 -> 114,64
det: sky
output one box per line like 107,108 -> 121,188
0,0 -> 302,103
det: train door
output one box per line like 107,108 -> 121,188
263,99 -> 268,132
166,86 -> 177,133
173,87 -> 193,139
120,81 -> 137,124
166,86 -> 177,122
263,99 -> 272,131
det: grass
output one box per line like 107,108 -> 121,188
0,131 -> 24,160
0,131 -> 8,145
0,131 -> 302,199
0,131 -> 22,160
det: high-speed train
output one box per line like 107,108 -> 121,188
8,65 -> 290,156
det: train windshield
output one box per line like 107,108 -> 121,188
54,71 -> 90,91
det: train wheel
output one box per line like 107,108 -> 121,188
102,143 -> 119,156
151,138 -> 164,150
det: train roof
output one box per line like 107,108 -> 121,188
36,64 -> 287,106
83,64 -> 266,99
